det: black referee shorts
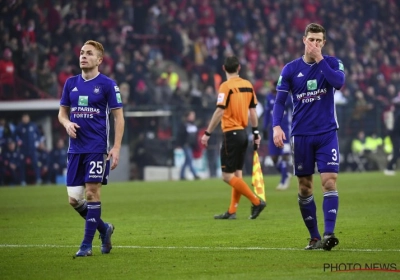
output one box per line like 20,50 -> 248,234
220,129 -> 248,173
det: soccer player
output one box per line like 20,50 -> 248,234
58,40 -> 125,257
273,23 -> 345,251
201,55 -> 266,220
263,81 -> 293,190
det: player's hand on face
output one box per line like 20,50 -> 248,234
201,134 -> 209,147
305,40 -> 322,60
66,122 -> 80,139
273,126 -> 286,149
107,147 -> 120,170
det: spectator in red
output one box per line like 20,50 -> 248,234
0,48 -> 15,100
198,0 -> 215,28
22,19 -> 36,44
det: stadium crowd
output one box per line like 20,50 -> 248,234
1,0 -> 400,182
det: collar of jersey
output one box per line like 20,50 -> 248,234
302,56 -> 316,66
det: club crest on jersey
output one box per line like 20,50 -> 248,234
93,86 -> 102,94
78,96 -> 88,106
307,79 -> 317,91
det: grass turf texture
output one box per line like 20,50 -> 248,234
0,172 -> 399,280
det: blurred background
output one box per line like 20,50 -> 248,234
0,0 -> 399,185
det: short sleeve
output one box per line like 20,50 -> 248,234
107,80 -> 123,109
216,82 -> 229,108
276,65 -> 291,93
60,78 -> 71,107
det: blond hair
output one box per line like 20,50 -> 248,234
84,40 -> 104,58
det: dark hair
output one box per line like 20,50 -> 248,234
223,56 -> 240,74
304,23 -> 326,40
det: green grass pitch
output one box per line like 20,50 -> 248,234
0,172 -> 399,280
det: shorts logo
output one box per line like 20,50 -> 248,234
78,96 -> 88,106
116,93 -> 122,103
327,162 -> 339,165
307,80 -> 317,91
277,76 -> 282,86
297,163 -> 303,170
217,93 -> 225,103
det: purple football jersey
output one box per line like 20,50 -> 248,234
274,55 -> 345,136
60,73 -> 123,154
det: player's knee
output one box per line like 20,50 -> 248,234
298,176 -> 313,195
321,174 -> 337,192
85,191 -> 95,201
85,189 -> 101,201
68,196 -> 79,207
67,185 -> 85,205
322,179 -> 337,192
222,172 -> 234,183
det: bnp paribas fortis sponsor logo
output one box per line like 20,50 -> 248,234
78,96 -> 88,106
307,79 -> 317,91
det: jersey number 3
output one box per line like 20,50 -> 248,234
331,149 -> 338,161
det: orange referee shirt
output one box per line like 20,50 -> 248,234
216,76 -> 258,133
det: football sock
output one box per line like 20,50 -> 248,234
323,191 -> 339,235
275,159 -> 282,173
82,202 -> 101,245
229,177 -> 260,205
298,194 -> 321,240
74,200 -> 88,218
280,161 -> 288,184
74,199 -> 107,234
228,188 -> 241,214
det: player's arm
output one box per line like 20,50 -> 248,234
206,107 -> 224,135
248,86 -> 261,149
273,71 -> 291,148
249,107 -> 258,128
201,107 -> 224,147
59,79 -> 80,139
58,106 -> 80,139
202,82 -> 229,147
272,91 -> 288,148
108,108 -> 125,170
317,58 -> 345,89
249,107 -> 261,150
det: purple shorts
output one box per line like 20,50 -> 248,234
291,130 -> 339,176
66,153 -> 110,186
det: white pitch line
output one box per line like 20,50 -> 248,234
0,244 -> 399,252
